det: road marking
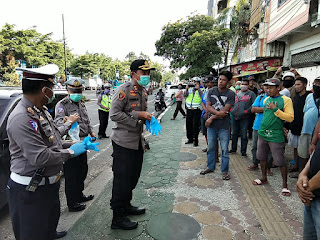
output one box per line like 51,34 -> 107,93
93,124 -> 100,128
88,142 -> 112,163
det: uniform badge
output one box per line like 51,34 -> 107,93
73,80 -> 80,87
118,90 -> 126,100
49,135 -> 55,142
39,116 -> 45,121
27,107 -> 35,115
133,86 -> 138,92
28,120 -> 38,133
58,107 -> 64,114
131,103 -> 137,107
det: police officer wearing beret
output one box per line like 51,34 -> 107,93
110,59 -> 154,230
54,78 -> 96,212
6,64 -> 87,240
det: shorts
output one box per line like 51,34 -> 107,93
298,133 -> 312,159
257,136 -> 286,167
201,117 -> 207,136
288,133 -> 300,148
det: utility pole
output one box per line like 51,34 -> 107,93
62,14 -> 68,80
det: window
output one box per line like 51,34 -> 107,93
278,0 -> 288,8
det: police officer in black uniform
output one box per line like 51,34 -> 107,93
55,79 -> 96,212
6,64 -> 87,240
110,59 -> 154,230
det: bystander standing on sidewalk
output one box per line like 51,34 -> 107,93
288,77 -> 310,178
248,85 -> 273,175
97,83 -> 112,139
252,78 -> 294,197
171,83 -> 186,120
230,79 -> 256,157
201,71 -> 235,180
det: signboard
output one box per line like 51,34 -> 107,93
231,58 -> 283,78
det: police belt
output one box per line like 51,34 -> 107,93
187,107 -> 200,110
10,172 -> 61,186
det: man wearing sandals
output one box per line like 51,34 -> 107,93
252,78 -> 294,197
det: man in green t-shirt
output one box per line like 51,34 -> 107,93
252,78 -> 294,197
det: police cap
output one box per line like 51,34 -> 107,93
16,64 -> 59,83
130,59 -> 155,71
65,79 -> 84,92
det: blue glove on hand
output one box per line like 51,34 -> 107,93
150,116 -> 162,136
145,119 -> 152,133
83,136 -> 100,151
69,142 -> 87,157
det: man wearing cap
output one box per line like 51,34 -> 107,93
185,81 -> 203,147
6,64 -> 87,240
253,78 -> 294,197
97,83 -> 112,139
55,78 -> 96,212
109,59 -> 153,230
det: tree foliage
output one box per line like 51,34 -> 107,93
155,14 -> 231,78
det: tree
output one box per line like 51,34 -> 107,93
69,52 -> 101,78
155,14 -> 231,78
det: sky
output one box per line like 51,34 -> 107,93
1,0 -> 208,65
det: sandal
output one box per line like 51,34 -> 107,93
222,174 -> 230,180
252,179 -> 268,185
247,165 -> 259,171
282,188 -> 291,197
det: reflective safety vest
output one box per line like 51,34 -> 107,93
186,89 -> 201,109
99,94 -> 112,112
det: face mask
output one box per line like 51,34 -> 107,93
313,85 -> 320,98
43,87 -> 55,104
105,89 -> 110,94
178,86 -> 182,89
235,85 -> 241,90
283,80 -> 294,88
240,85 -> 248,91
137,75 -> 150,86
70,93 -> 82,102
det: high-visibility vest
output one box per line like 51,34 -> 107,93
186,89 -> 201,109
99,94 -> 112,112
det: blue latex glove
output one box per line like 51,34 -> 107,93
145,119 -> 152,133
83,136 -> 100,151
150,116 -> 162,136
70,121 -> 79,130
70,142 -> 87,157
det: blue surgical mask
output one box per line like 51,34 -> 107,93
70,93 -> 82,102
178,86 -> 182,89
138,75 -> 150,86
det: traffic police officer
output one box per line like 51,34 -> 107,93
54,78 -> 96,212
185,80 -> 203,146
110,59 -> 154,230
97,83 -> 112,139
6,64 -> 86,240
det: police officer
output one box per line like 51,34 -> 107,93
185,80 -> 203,146
6,64 -> 87,240
110,59 -> 154,230
55,78 -> 96,212
97,83 -> 112,139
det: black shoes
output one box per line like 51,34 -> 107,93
229,150 -> 236,154
98,135 -> 109,139
193,140 -> 199,147
68,203 -> 86,212
125,205 -> 146,215
111,209 -> 138,230
185,140 -> 193,144
79,194 -> 94,203
54,231 -> 67,239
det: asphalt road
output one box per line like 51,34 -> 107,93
0,88 -> 170,240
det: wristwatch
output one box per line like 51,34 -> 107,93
138,120 -> 143,124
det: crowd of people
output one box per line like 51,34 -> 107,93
172,68 -> 320,238
4,60 -> 320,239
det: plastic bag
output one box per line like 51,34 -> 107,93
68,121 -> 80,142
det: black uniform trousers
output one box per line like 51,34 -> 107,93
186,108 -> 202,142
7,178 -> 60,240
98,109 -> 109,137
173,101 -> 186,119
63,152 -> 88,207
110,141 -> 143,210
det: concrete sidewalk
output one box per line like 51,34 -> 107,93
63,105 -> 304,240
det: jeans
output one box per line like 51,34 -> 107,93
207,128 -> 230,173
231,118 -> 249,154
304,198 -> 320,240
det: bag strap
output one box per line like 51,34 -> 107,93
215,88 -> 225,107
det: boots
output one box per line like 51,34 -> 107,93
111,208 -> 138,230
125,204 -> 146,215
193,139 -> 199,147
